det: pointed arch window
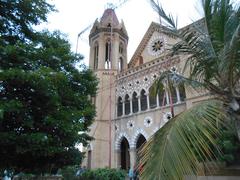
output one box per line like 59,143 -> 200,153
119,42 -> 124,54
179,84 -> 186,102
132,92 -> 138,113
125,94 -> 130,115
120,137 -> 130,170
140,89 -> 147,111
149,86 -> 157,109
94,42 -> 99,69
117,97 -> 123,117
105,40 -> 111,69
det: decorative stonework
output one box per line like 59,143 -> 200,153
128,22 -> 178,67
115,132 -> 131,150
147,36 -> 166,56
131,128 -> 148,148
127,120 -> 135,130
115,128 -> 149,149
163,111 -> 172,122
116,71 -> 159,98
144,116 -> 153,127
116,56 -> 181,98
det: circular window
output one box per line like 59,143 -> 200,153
163,112 -> 172,122
147,36 -> 166,56
127,120 -> 135,130
144,117 -> 153,127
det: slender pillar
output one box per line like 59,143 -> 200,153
129,148 -> 137,169
130,97 -> 133,114
146,92 -> 150,110
166,90 -> 170,105
176,86 -> 181,103
115,149 -> 121,169
122,100 -> 125,116
137,95 -> 141,112
156,93 -> 160,107
116,102 -> 118,117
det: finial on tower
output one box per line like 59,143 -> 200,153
106,3 -> 115,9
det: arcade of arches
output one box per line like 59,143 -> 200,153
117,83 -> 186,117
118,134 -> 146,170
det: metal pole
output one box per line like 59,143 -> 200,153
108,9 -> 114,168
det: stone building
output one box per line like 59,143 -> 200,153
83,8 -> 208,170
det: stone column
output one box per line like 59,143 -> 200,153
156,93 -> 160,107
115,102 -> 118,117
176,86 -> 181,103
115,149 -> 121,169
129,148 -> 137,169
137,95 -> 141,112
165,90 -> 170,105
130,97 -> 133,114
146,92 -> 150,110
122,100 -> 125,116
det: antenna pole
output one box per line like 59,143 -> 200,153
108,7 -> 114,169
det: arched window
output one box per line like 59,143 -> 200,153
125,94 -> 130,115
120,137 -> 130,170
132,92 -> 138,113
158,83 -> 166,106
117,97 -> 123,117
149,86 -> 157,109
119,42 -> 124,54
136,134 -> 147,150
105,41 -> 111,69
119,57 -> 124,72
87,150 -> 92,169
140,89 -> 147,111
136,134 -> 147,165
179,84 -> 186,102
93,42 -> 99,69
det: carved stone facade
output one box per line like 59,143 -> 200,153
83,8 -> 209,170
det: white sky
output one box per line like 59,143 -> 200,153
41,0 -> 202,65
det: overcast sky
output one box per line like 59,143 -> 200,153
41,0 -> 202,65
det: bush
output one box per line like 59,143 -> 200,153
60,166 -> 79,180
79,168 -> 126,180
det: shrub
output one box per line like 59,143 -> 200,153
79,168 -> 126,180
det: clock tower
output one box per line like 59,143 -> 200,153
87,8 -> 128,169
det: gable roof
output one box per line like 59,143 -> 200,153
128,22 -> 178,67
128,19 -> 204,67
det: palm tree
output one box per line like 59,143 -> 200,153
139,0 -> 240,179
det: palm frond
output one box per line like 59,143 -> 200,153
151,69 -> 206,97
149,0 -> 177,29
150,0 -> 239,97
139,100 -> 227,180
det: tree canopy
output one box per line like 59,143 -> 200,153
0,0 -> 55,44
0,0 -> 98,175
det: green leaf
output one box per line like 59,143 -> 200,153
139,100 -> 226,180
